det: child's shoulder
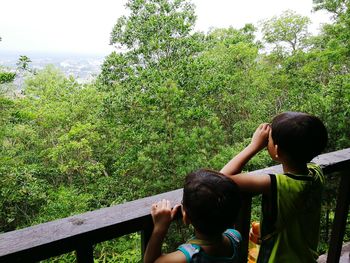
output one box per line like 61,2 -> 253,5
275,163 -> 323,181
153,250 -> 187,263
177,229 -> 242,262
307,163 -> 323,176
177,243 -> 200,261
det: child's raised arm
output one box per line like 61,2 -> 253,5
220,123 -> 271,194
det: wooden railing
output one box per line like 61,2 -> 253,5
0,148 -> 349,263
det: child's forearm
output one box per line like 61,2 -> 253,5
143,228 -> 167,263
220,144 -> 260,175
144,200 -> 178,263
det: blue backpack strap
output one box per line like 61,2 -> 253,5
224,229 -> 242,261
224,229 -> 242,253
224,229 -> 242,245
177,244 -> 201,263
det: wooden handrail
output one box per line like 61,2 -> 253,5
0,148 -> 349,263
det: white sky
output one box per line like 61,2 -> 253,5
0,0 -> 331,56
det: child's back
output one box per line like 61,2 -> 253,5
221,112 -> 328,263
178,169 -> 242,262
258,162 -> 324,262
177,228 -> 241,262
144,169 -> 242,263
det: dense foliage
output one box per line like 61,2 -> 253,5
0,0 -> 349,261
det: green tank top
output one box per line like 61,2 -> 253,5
258,163 -> 324,263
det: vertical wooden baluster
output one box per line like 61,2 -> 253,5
76,243 -> 94,263
141,220 -> 154,260
235,194 -> 252,263
327,171 -> 350,263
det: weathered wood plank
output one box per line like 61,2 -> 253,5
249,148 -> 350,176
0,189 -> 182,262
314,148 -> 350,174
318,242 -> 350,263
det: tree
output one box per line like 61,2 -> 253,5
110,0 -> 196,66
261,10 -> 311,52
313,0 -> 349,17
16,55 -> 32,71
194,26 -> 274,142
98,0 -> 282,200
206,24 -> 259,47
100,0 -> 202,86
0,167 -> 48,231
0,65 -> 110,186
0,72 -> 16,84
306,0 -> 350,149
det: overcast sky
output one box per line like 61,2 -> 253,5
0,0 -> 331,56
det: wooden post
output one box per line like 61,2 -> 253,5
235,194 -> 252,263
327,172 -> 350,263
76,243 -> 94,263
141,223 -> 153,260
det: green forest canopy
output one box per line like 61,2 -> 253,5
0,0 -> 349,261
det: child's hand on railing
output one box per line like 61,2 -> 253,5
151,199 -> 181,235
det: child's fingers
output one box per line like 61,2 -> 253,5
151,201 -> 159,209
261,123 -> 270,130
154,199 -> 171,211
257,123 -> 270,134
254,123 -> 269,137
171,204 -> 181,219
151,202 -> 159,215
160,199 -> 169,209
151,200 -> 162,210
151,199 -> 173,214
256,123 -> 268,133
166,199 -> 171,210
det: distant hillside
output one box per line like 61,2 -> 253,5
0,51 -> 105,89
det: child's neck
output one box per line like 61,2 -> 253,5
282,162 -> 308,175
193,231 -> 223,245
192,230 -> 232,257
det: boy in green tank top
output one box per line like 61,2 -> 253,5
221,112 -> 328,263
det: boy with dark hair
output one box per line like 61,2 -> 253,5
144,169 -> 242,263
221,112 -> 328,263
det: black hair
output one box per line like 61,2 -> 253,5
182,169 -> 241,237
271,112 -> 328,163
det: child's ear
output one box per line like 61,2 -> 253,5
275,144 -> 279,159
182,205 -> 191,225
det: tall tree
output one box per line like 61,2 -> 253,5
98,0 -> 231,197
110,0 -> 196,66
100,0 -> 202,86
261,10 -> 311,53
